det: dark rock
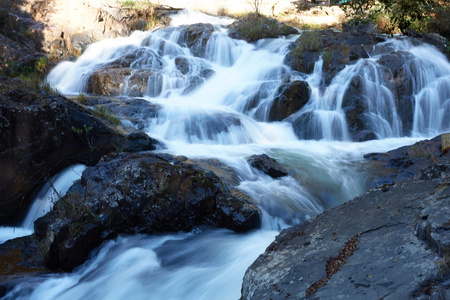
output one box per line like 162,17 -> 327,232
9,152 -> 260,271
268,80 -> 311,122
247,154 -> 288,178
0,78 -> 157,224
78,96 -> 161,131
241,166 -> 450,299
123,127 -> 164,152
285,30 -> 383,84
364,135 -> 448,188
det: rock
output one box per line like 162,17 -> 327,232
247,154 -> 288,178
241,165 -> 450,299
228,13 -> 298,43
1,152 -> 260,271
364,135 -> 448,188
377,51 -> 415,133
341,74 -> 379,141
0,77 -> 159,224
78,96 -> 161,131
285,30 -> 382,83
268,80 -> 311,122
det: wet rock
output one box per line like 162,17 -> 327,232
247,154 -> 288,179
268,80 -> 311,122
241,165 -> 450,299
174,23 -> 215,57
0,78 -> 158,224
364,135 -> 448,188
80,96 -> 160,131
2,152 -> 261,271
285,29 -> 381,83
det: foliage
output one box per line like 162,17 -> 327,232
341,0 -> 450,36
92,106 -> 121,126
35,57 -> 47,75
234,13 -> 281,42
0,59 -> 60,95
292,31 -> 323,58
72,124 -> 95,151
76,93 -> 88,104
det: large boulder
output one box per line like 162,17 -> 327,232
241,163 -> 450,299
268,80 -> 311,122
0,152 -> 260,271
285,29 -> 385,84
0,77 -> 158,224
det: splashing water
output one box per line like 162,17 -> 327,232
6,9 -> 449,300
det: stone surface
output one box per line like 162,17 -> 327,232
247,154 -> 288,178
0,152 -> 260,271
242,165 -> 450,299
364,135 -> 448,187
0,77 -> 158,224
269,80 -> 311,122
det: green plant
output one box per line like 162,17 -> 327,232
235,13 -> 283,42
92,106 -> 121,126
342,0 -> 445,36
76,93 -> 88,104
19,26 -> 31,37
322,51 -> 332,67
292,31 -> 323,58
72,124 -> 95,151
35,57 -> 47,75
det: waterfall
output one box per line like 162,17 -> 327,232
4,8 -> 449,300
0,165 -> 86,244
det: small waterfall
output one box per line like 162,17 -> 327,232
0,165 -> 86,244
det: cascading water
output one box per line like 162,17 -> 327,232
3,9 -> 449,300
0,165 -> 86,244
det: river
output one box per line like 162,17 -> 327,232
1,9 -> 449,300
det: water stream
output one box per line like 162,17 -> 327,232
2,9 -> 449,300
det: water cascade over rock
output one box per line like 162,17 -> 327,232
1,9 -> 449,300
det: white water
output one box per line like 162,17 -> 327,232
3,9 -> 450,300
0,165 -> 86,244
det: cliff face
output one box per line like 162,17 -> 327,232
241,142 -> 450,300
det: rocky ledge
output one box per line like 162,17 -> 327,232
0,152 -> 260,273
0,77 -> 159,224
241,139 -> 450,299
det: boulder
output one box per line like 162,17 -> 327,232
364,135 -> 448,187
247,154 -> 288,178
241,163 -> 450,299
268,80 -> 311,122
285,29 -> 384,83
0,152 -> 260,271
228,13 -> 298,43
0,77 -> 159,224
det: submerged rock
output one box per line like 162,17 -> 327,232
0,152 -> 260,271
241,163 -> 450,299
247,154 -> 288,178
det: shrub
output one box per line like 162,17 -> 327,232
293,30 -> 323,57
76,93 -> 88,104
92,106 -> 121,126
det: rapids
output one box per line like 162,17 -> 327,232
2,9 -> 449,300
